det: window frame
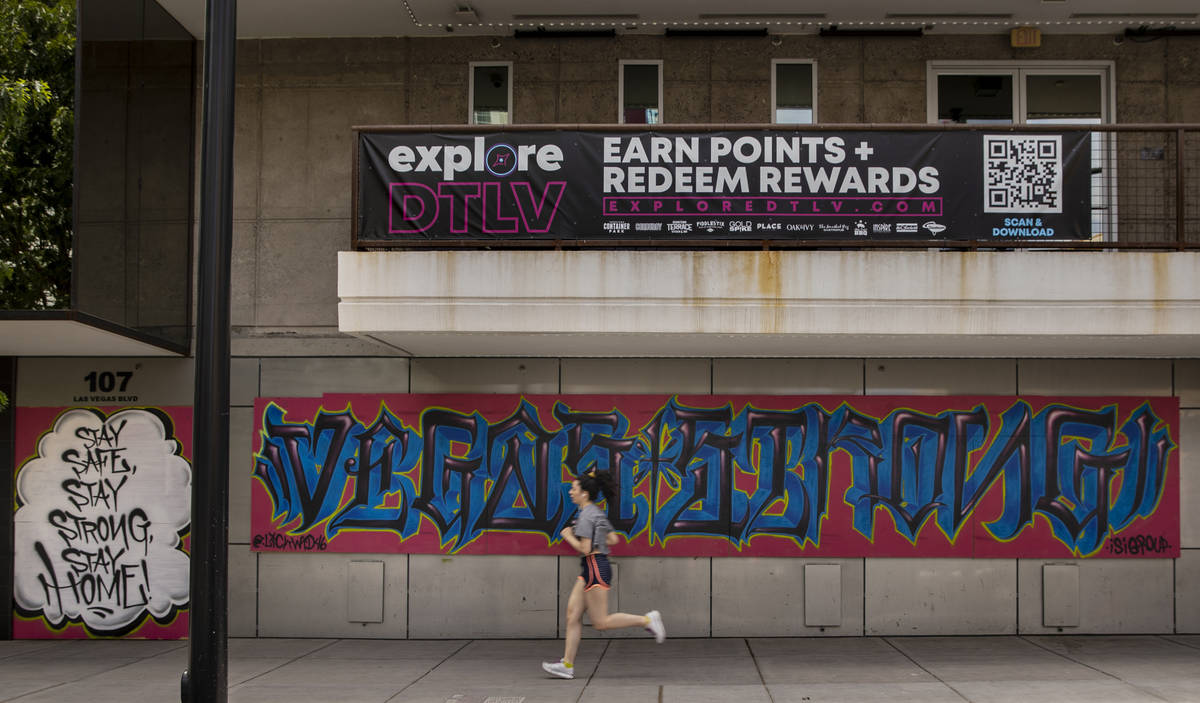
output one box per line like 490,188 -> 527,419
770,59 -> 818,124
468,61 -> 513,125
925,60 -> 1115,125
618,59 -> 664,125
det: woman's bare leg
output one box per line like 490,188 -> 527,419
562,578 -> 586,665
584,587 -> 648,631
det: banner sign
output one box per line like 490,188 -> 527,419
251,394 -> 1178,559
356,129 -> 1092,243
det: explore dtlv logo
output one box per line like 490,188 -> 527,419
388,181 -> 566,234
386,138 -> 563,180
384,136 -> 568,235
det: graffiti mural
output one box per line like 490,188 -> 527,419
251,394 -> 1179,559
14,407 -> 192,638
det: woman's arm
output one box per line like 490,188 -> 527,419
560,526 -> 593,555
606,531 -> 620,547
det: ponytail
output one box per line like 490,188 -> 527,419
577,469 -> 617,503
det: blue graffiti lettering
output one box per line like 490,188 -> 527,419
251,397 -> 1175,555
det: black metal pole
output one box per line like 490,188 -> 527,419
183,0 -> 236,701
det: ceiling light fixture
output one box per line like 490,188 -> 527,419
1124,25 -> 1200,37
885,13 -> 1013,19
512,14 -> 638,21
697,13 -> 826,20
820,25 -> 924,37
513,28 -> 617,39
1072,12 -> 1198,19
665,28 -> 770,37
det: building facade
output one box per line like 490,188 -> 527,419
3,1 -> 1199,640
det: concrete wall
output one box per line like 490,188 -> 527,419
219,357 -> 1199,637
337,249 -> 1200,358
6,355 -> 1195,638
209,34 -> 1200,638
231,33 -> 1200,128
228,34 -> 1200,352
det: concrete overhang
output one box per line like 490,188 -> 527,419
0,311 -> 188,357
155,0 -> 1200,39
338,250 -> 1200,359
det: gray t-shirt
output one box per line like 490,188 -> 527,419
573,503 -> 612,555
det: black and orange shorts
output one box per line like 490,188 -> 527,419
579,553 -> 612,591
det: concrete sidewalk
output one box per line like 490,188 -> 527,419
2,635 -> 1199,702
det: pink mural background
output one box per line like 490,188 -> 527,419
251,394 -> 1179,560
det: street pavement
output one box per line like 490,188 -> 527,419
2,635 -> 1199,702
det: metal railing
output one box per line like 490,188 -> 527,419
353,123 -> 1200,251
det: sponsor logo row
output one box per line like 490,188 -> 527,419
603,219 -> 948,236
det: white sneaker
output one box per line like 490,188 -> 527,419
542,659 -> 575,679
645,610 -> 666,643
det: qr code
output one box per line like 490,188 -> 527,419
983,135 -> 1063,213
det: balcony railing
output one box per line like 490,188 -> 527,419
352,123 -> 1200,251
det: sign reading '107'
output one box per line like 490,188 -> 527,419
75,370 -> 138,403
355,129 -> 1092,243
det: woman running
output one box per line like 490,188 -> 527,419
542,470 -> 665,680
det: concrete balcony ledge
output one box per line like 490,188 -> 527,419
338,250 -> 1200,358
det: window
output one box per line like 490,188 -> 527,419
470,62 -> 511,125
933,73 -> 1015,124
772,60 -> 816,124
928,61 -> 1115,240
928,64 -> 1109,126
620,60 -> 662,124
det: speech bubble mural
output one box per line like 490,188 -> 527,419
14,408 -> 191,635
